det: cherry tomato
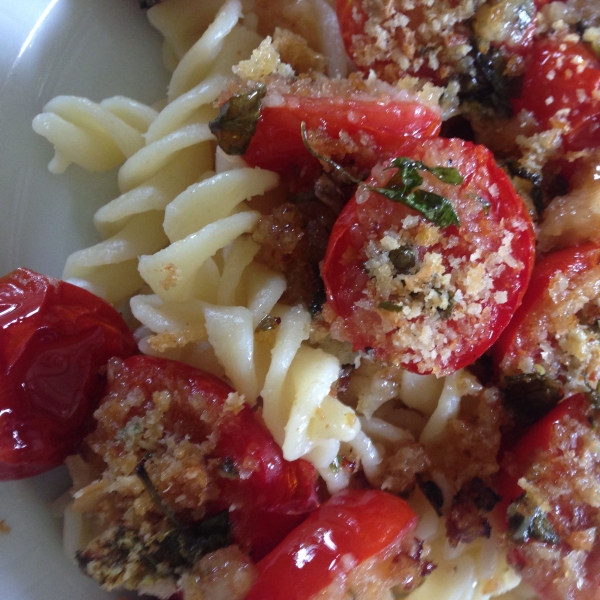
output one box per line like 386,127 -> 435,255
91,355 -> 320,552
0,268 -> 137,480
493,243 -> 600,387
336,0 -> 537,82
496,394 -> 600,600
244,89 -> 441,176
497,393 -> 590,525
322,136 -> 535,376
245,489 -> 418,600
513,37 -> 600,151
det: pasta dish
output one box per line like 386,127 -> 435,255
1,0 -> 600,598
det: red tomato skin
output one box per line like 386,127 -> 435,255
245,489 -> 418,600
110,355 -> 320,517
243,96 -> 441,175
493,243 -> 600,371
322,137 -> 536,375
513,38 -> 600,151
0,268 -> 137,480
496,393 -> 590,527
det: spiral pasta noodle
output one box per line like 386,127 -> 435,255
32,95 -> 158,173
32,1 -> 539,597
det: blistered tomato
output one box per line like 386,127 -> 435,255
0,268 -> 137,480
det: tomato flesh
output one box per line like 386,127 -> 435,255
513,38 -> 600,151
245,489 -> 418,600
0,268 -> 137,480
322,137 -> 535,376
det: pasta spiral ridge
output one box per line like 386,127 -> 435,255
32,95 -> 158,174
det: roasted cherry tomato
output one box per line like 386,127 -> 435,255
243,86 -> 441,176
497,393 -> 590,523
322,136 -> 535,376
513,37 -> 600,151
89,355 -> 320,554
336,0 -> 537,82
494,243 -> 600,388
245,489 -> 420,600
0,268 -> 137,480
497,394 -> 600,600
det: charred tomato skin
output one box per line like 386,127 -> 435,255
0,268 -> 137,480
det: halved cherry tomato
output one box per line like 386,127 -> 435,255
244,89 -> 441,176
322,136 -> 535,376
336,0 -> 536,82
92,355 -> 320,554
513,37 -> 600,151
245,489 -> 418,600
493,243 -> 600,386
0,268 -> 137,480
497,393 -> 590,525
496,394 -> 600,600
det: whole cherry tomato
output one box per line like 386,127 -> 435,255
245,489 -> 419,600
88,355 -> 320,555
243,87 -> 441,176
493,243 -> 600,387
513,37 -> 600,151
322,136 -> 535,376
0,268 -> 137,480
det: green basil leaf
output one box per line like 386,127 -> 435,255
209,85 -> 266,155
429,166 -> 464,185
301,123 -> 461,228
377,301 -> 404,312
370,187 -> 460,228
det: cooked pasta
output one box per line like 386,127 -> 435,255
32,95 -> 157,173
30,0 -> 600,597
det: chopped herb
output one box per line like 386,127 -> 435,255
300,123 -> 461,229
149,511 -> 231,569
436,289 -> 455,320
503,372 -> 562,426
116,418 -> 143,443
507,495 -> 560,545
585,380 -> 600,412
459,45 -> 513,118
136,455 -> 182,527
209,85 -> 266,155
389,245 -> 417,274
330,455 -> 343,474
378,301 -> 404,312
417,476 -> 444,517
309,277 -> 327,316
456,477 -> 500,513
218,457 -> 240,480
388,157 -> 464,186
76,513 -> 231,584
468,193 -> 491,215
256,314 -> 281,332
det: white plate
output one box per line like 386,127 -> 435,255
0,1 -> 169,598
